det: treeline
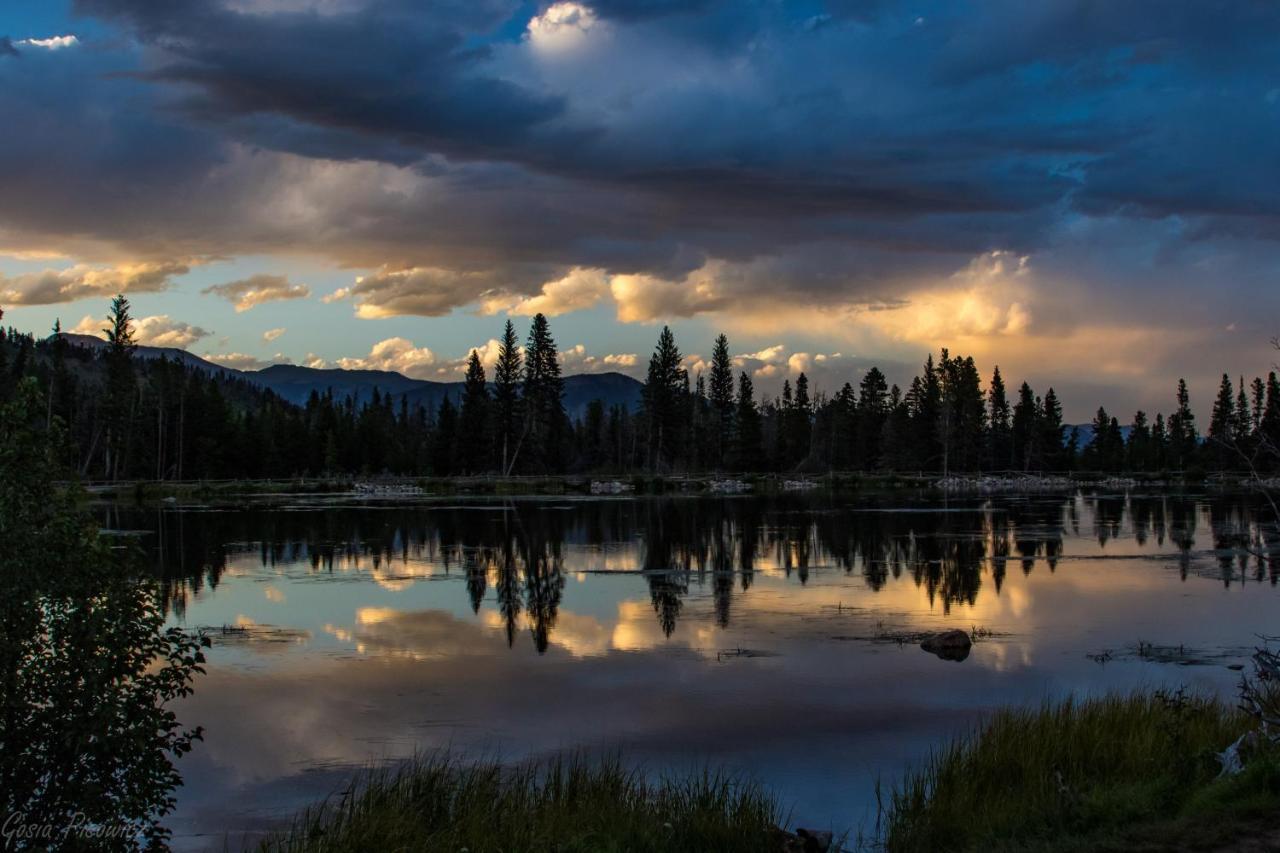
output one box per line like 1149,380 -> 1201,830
2,296 -> 1278,480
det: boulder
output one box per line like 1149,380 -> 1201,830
776,826 -> 833,852
921,629 -> 972,662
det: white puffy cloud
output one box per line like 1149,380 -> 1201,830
263,327 -> 286,342
754,364 -> 781,379
203,352 -> 292,371
602,353 -> 638,367
719,343 -> 851,388
202,274 -> 311,312
559,343 -> 641,375
682,354 -> 710,377
18,35 -> 78,50
68,315 -> 108,337
526,2 -> 601,54
70,313 -> 212,348
736,344 -> 786,364
337,337 -> 437,377
787,352 -> 812,374
466,338 -> 504,371
866,251 -> 1034,342
609,267 -> 727,324
332,266 -> 507,319
492,267 -> 609,317
0,260 -> 190,305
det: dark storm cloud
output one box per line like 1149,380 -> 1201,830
73,0 -> 567,160
69,0 -> 1076,223
585,0 -> 715,22
0,0 -> 1273,330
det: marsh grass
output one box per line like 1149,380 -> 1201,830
881,691 -> 1280,852
260,753 -> 790,853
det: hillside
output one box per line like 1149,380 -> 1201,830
58,334 -> 643,417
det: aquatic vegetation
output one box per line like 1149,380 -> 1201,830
880,691 -> 1280,852
261,754 -> 806,853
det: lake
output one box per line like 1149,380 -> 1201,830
106,489 -> 1280,849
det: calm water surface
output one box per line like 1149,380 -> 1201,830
108,490 -> 1280,849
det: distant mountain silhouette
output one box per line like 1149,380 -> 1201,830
253,363 -> 426,404
63,333 -> 242,377
59,333 -> 643,417
1068,423 -> 1133,448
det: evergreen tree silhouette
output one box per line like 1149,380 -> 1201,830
459,350 -> 490,474
707,333 -> 734,469
493,320 -> 523,475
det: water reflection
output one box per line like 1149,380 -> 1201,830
102,490 -> 1280,850
108,491 -> 1280,654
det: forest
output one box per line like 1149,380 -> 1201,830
1,295 -> 1278,481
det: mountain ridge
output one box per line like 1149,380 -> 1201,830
58,333 -> 643,417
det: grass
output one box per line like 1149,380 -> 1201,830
259,753 -> 793,853
880,690 -> 1280,852
260,686 -> 1280,853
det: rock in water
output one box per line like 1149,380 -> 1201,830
797,828 -> 833,852
776,827 -> 833,852
921,629 -> 972,662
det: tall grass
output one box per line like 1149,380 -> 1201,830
881,691 -> 1280,852
261,753 -> 789,853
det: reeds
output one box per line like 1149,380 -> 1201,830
880,691 -> 1279,852
261,752 -> 789,853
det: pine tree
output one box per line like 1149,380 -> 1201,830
790,372 -> 812,470
689,372 -> 709,471
732,371 -> 762,471
706,334 -> 735,470
493,320 -> 523,475
856,367 -> 888,470
935,350 -> 957,475
519,314 -> 567,473
1083,407 -> 1123,471
987,366 -> 1011,471
1207,373 -> 1236,470
581,399 -> 607,470
1252,377 -> 1267,433
1127,411 -> 1151,472
831,382 -> 857,469
48,318 -> 75,432
1168,378 -> 1198,470
642,326 -> 685,472
458,350 -> 490,474
1235,377 -> 1252,444
1261,372 -> 1280,469
913,354 -> 942,470
1083,407 -> 1109,471
1039,388 -> 1064,470
881,384 -> 913,470
433,395 -> 458,476
1152,413 -> 1169,471
103,294 -> 137,480
1012,382 -> 1038,471
938,353 -> 984,473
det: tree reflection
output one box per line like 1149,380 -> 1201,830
118,489 -> 1279,650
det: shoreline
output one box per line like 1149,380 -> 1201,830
76,471 -> 1260,502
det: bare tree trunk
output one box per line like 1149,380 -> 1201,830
81,424 -> 102,478
505,417 -> 531,477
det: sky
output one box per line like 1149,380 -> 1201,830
1,0 -> 1278,421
